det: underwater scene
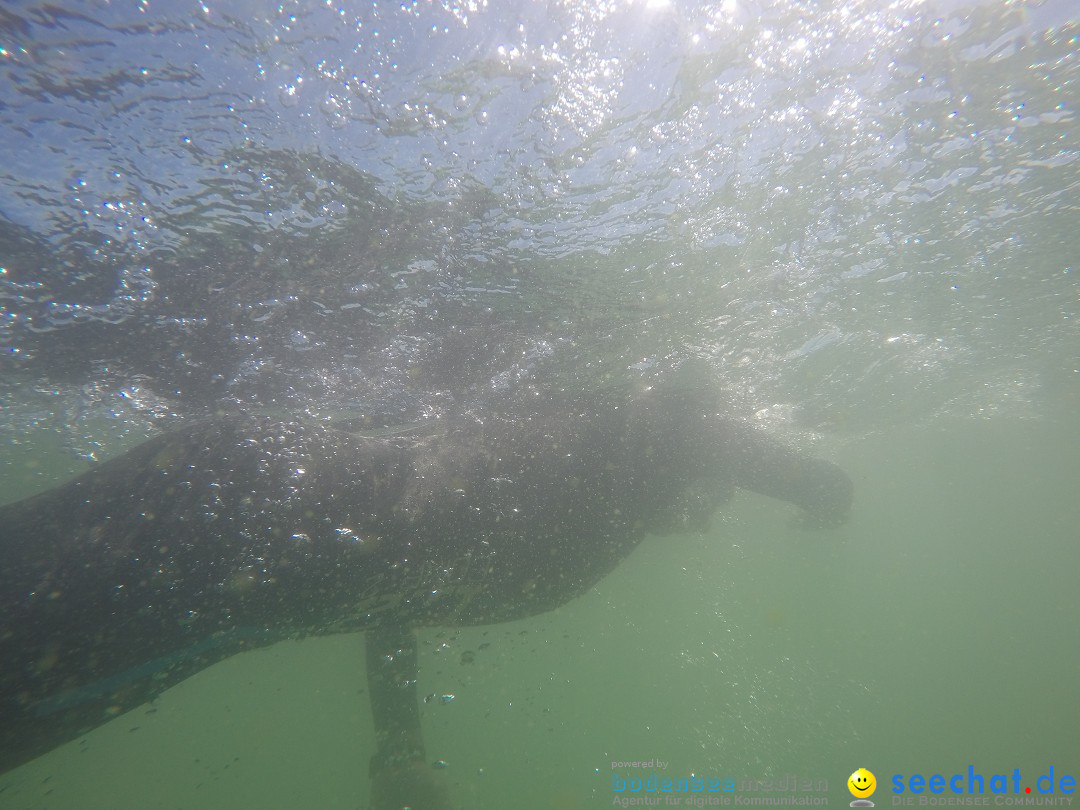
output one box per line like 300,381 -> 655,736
0,1 -> 1077,808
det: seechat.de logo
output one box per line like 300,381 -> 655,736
891,766 -> 1075,805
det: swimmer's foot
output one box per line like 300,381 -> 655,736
371,756 -> 453,810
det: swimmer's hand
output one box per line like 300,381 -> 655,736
795,460 -> 853,529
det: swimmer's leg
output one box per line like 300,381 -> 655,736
366,624 -> 453,810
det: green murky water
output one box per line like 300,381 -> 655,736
1,0 -> 1077,807
3,421 -> 1077,808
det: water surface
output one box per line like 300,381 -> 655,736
0,0 -> 1077,807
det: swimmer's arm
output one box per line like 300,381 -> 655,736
718,421 -> 853,528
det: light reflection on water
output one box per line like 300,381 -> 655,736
0,0 -> 1077,807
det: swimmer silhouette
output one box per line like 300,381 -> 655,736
0,378 -> 852,809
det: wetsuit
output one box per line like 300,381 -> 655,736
0,385 -> 852,806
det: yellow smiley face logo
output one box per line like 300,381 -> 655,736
848,768 -> 877,798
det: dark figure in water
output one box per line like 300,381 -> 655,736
0,380 -> 852,808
